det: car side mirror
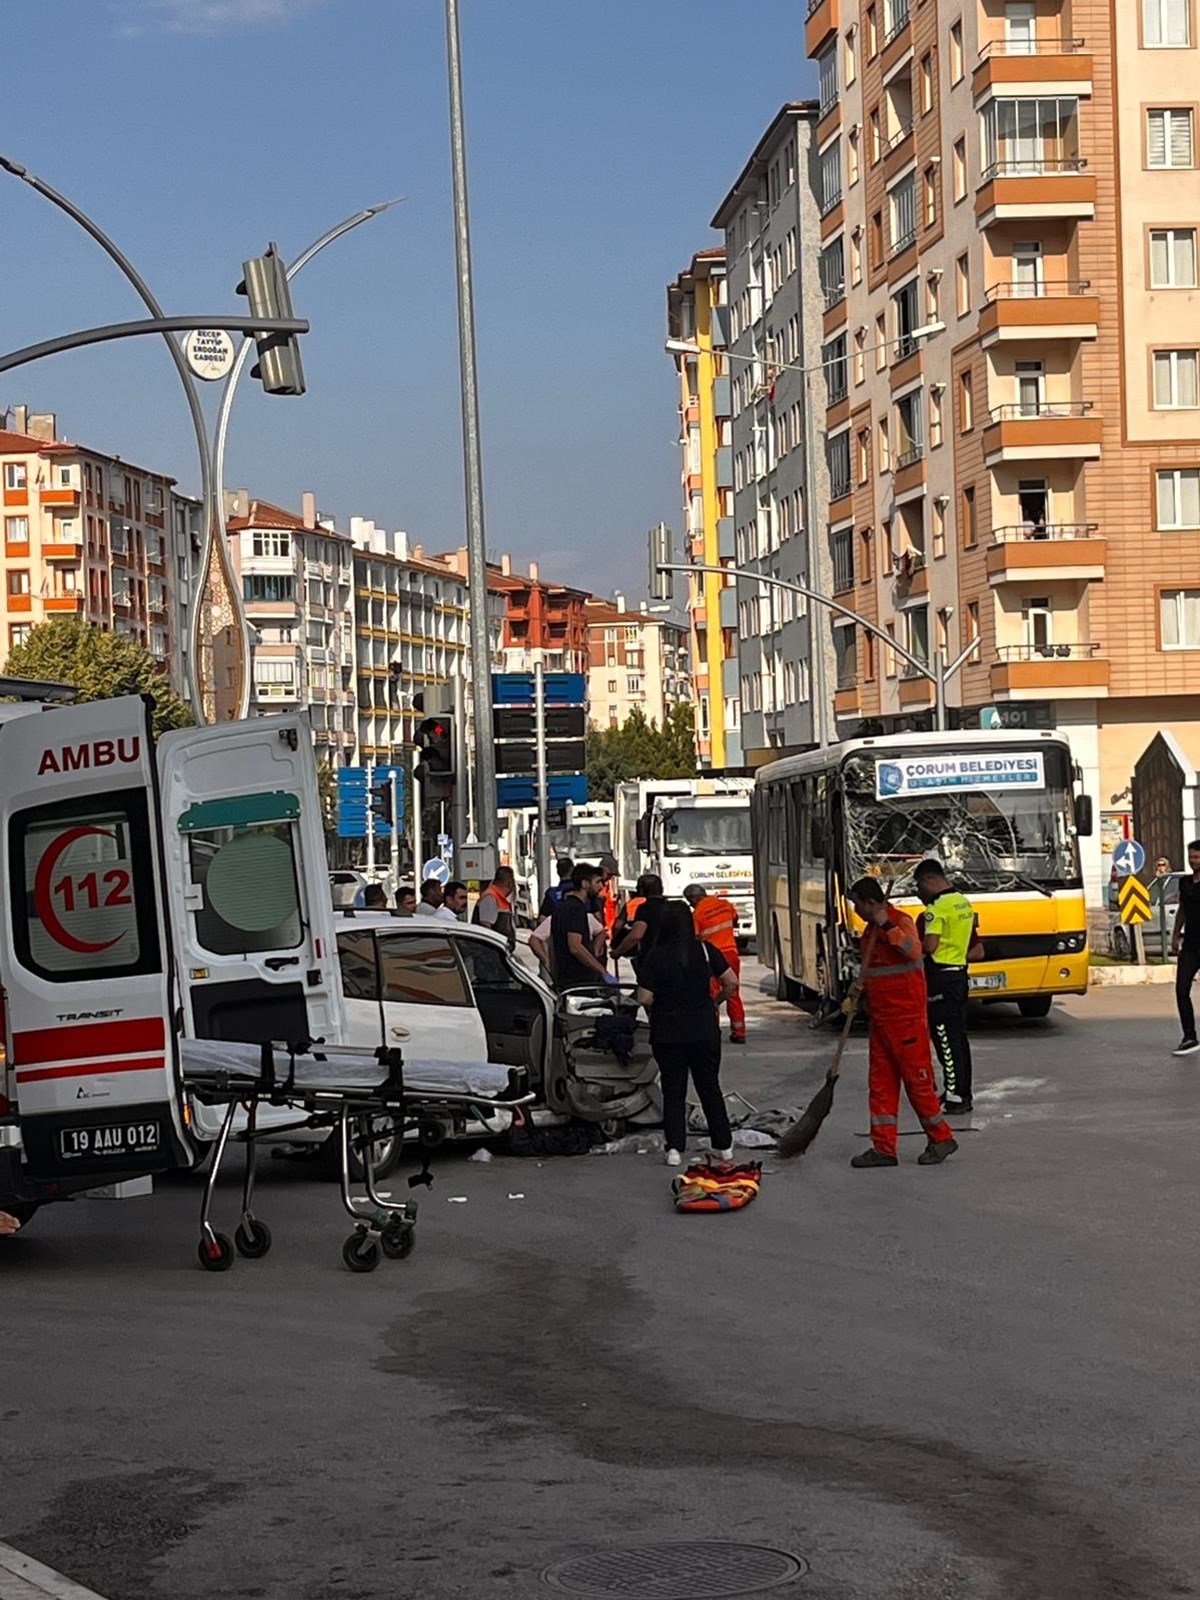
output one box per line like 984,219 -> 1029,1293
635,816 -> 650,852
1075,794 -> 1093,837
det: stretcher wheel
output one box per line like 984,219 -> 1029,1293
235,1219 -> 272,1259
197,1233 -> 234,1272
381,1221 -> 416,1260
342,1232 -> 381,1273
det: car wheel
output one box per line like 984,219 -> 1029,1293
317,1119 -> 401,1182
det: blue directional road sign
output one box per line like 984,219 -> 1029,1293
336,764 -> 405,839
496,773 -> 589,809
422,857 -> 451,884
492,672 -> 587,706
1112,838 -> 1145,877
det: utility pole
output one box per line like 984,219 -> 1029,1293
445,0 -> 498,849
802,367 -> 829,748
451,664 -> 470,873
534,661 -> 551,914
365,759 -> 376,882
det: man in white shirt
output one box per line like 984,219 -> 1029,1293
415,879 -> 468,924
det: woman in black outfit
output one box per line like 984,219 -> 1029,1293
636,900 -> 739,1167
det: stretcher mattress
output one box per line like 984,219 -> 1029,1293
179,1039 -> 517,1099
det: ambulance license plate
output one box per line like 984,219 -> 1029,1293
58,1121 -> 161,1161
970,973 -> 1007,991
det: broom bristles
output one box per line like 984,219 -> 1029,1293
777,1073 -> 838,1159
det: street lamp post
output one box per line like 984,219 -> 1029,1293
655,560 -> 977,732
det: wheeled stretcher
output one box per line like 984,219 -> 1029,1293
181,1040 -> 534,1274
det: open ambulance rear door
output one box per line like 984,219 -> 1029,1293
0,695 -> 189,1184
156,714 -> 343,1052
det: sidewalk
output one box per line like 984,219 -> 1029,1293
0,1545 -> 109,1600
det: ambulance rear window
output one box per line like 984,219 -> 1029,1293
186,822 -> 303,955
9,789 -> 162,982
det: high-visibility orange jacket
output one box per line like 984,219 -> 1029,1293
859,907 -> 927,1019
692,893 -> 739,962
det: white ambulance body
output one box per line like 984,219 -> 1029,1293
0,694 -> 339,1214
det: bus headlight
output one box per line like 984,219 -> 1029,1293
1055,934 -> 1086,953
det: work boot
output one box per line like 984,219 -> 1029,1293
850,1148 -> 898,1169
918,1137 -> 959,1166
729,1032 -> 747,1044
942,1097 -> 973,1115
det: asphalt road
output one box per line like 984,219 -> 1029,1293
3,971 -> 1198,1600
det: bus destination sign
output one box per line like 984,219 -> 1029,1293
876,752 -> 1046,800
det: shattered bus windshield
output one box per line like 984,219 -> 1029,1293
663,806 -> 752,856
842,747 -> 1079,892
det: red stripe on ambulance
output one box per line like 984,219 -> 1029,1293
16,1057 -> 166,1085
13,1017 -> 166,1066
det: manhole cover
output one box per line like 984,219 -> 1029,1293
542,1541 -> 807,1597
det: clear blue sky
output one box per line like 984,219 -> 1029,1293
4,0 -> 813,597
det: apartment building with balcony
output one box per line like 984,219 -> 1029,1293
0,407 -> 176,682
585,594 -> 692,730
711,102 -> 834,761
806,0 -> 1200,899
480,553 -> 590,674
666,249 -> 743,768
350,519 -> 470,763
225,490 -> 357,769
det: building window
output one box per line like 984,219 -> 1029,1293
243,574 -> 295,603
251,530 -> 292,559
896,390 -> 924,465
869,107 -> 881,165
834,623 -> 858,690
818,46 -> 838,115
929,387 -> 944,449
853,327 -> 867,384
1162,588 -> 1200,647
5,515 -> 29,549
845,26 -> 858,83
962,484 -> 978,545
9,623 -> 31,649
875,312 -> 888,369
848,127 -> 861,185
1144,0 -> 1191,46
893,278 -> 920,359
7,569 -> 31,596
871,209 -> 884,267
949,18 -> 964,82
850,228 -> 863,285
1147,107 -> 1194,167
959,370 -> 975,431
863,629 -> 876,679
877,416 -> 891,473
4,463 -> 27,491
1150,227 -> 1198,286
827,432 -> 852,499
953,136 -> 968,201
956,252 -> 971,315
833,528 -> 855,592
920,51 -> 934,113
857,428 -> 871,483
884,621 -> 898,676
824,334 -> 849,402
1157,467 -> 1200,528
820,141 -> 843,213
923,166 -> 938,227
819,236 -> 845,308
889,174 -> 917,255
932,499 -> 947,556
866,3 -> 878,57
1153,349 -> 1199,408
967,601 -> 980,653
984,97 -> 1080,176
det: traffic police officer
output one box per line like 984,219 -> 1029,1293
914,858 -> 980,1115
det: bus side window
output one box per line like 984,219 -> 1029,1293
810,777 -> 826,860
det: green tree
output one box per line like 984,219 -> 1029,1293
585,703 -> 698,800
5,619 -> 194,738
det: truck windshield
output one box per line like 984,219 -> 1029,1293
841,747 -> 1080,891
662,806 -> 752,857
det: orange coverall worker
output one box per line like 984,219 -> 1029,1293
692,893 -> 746,1040
860,907 -> 954,1158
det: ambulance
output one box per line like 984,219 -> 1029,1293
0,683 -> 340,1224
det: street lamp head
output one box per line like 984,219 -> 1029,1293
0,155 -> 28,177
665,338 -> 703,357
365,196 -> 408,217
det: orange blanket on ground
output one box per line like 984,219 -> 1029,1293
672,1154 -> 762,1213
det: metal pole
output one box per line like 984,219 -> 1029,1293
933,649 -> 947,731
365,760 -> 376,882
534,662 -> 551,915
389,770 -> 401,893
452,665 -> 469,874
802,367 -> 829,748
445,0 -> 498,847
411,753 -> 424,882
212,200 -> 402,721
0,315 -> 307,375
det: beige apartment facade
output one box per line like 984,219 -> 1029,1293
0,408 -> 176,685
585,595 -> 692,730
807,0 -> 1200,899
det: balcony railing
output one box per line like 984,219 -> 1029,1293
882,0 -> 911,47
895,444 -> 925,470
996,642 -> 1101,662
977,36 -> 1086,58
888,226 -> 918,258
883,119 -> 914,155
823,280 -> 846,311
983,279 -> 1092,300
981,156 -> 1088,180
828,472 -> 852,500
819,186 -> 844,218
989,400 -> 1094,421
992,522 -> 1098,542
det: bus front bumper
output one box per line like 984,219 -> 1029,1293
968,949 -> 1089,1000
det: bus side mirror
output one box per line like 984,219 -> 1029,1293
635,815 -> 650,852
1075,795 -> 1094,837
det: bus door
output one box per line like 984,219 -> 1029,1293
0,695 -> 190,1181
156,715 -> 343,1050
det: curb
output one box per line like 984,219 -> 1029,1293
0,1544 -> 110,1600
1089,964 -> 1175,986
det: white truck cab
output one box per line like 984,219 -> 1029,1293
645,789 -> 757,948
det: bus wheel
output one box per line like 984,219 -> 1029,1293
1018,996 -> 1053,1019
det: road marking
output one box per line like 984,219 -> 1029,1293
0,1543 -> 111,1600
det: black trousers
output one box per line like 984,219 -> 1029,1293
928,966 -> 972,1102
1177,947 -> 1200,1038
655,1035 -> 732,1152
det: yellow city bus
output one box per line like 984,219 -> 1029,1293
753,729 -> 1094,1017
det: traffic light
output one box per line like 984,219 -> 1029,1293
237,243 -> 306,396
649,522 -> 674,602
369,776 -> 394,828
414,713 -> 455,797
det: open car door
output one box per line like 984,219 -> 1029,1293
156,714 -> 342,1051
0,695 -> 189,1182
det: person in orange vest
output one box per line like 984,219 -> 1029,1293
847,877 -> 957,1169
684,884 -> 746,1043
